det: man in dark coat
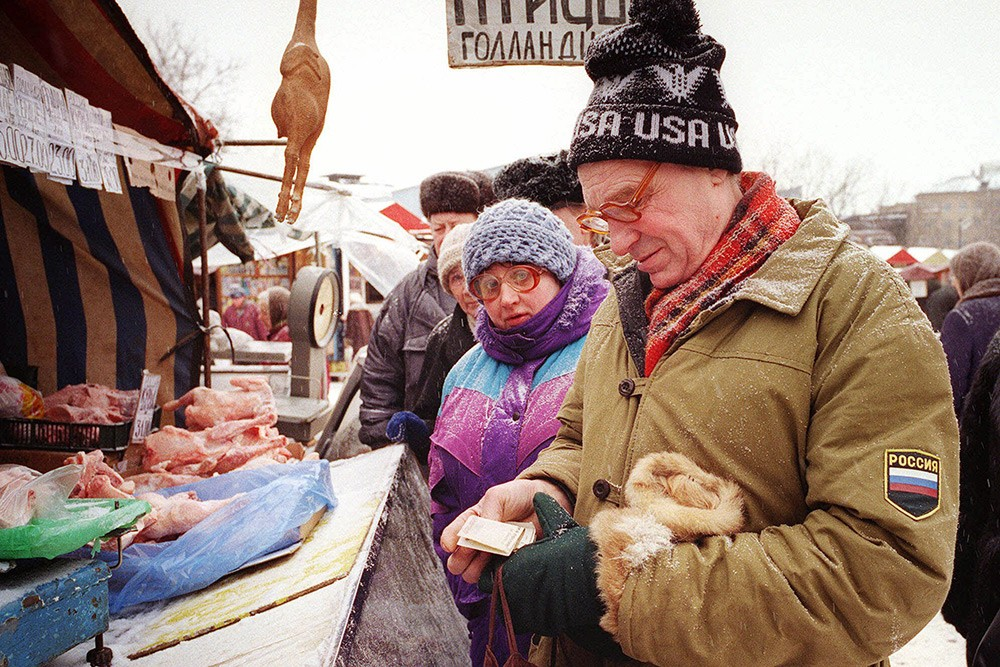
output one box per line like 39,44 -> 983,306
359,171 -> 494,448
944,329 -> 1000,663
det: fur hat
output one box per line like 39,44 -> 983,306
437,223 -> 473,291
568,0 -> 742,172
494,150 -> 584,209
462,199 -> 577,284
419,170 -> 495,219
589,451 -> 744,636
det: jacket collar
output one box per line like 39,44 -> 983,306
732,198 -> 849,316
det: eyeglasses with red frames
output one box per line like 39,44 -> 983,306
576,162 -> 660,235
469,265 -> 545,302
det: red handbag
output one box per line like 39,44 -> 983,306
483,566 -> 536,667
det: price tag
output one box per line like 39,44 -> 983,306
130,370 -> 161,444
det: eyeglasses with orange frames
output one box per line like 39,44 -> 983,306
576,162 -> 660,235
469,265 -> 544,302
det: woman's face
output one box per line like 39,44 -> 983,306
446,268 -> 481,317
478,262 -> 562,330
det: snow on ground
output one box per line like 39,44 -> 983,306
890,613 -> 966,666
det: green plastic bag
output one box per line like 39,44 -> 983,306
0,498 -> 150,560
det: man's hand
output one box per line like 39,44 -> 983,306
440,478 -> 571,584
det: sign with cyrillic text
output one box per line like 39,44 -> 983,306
446,0 -> 626,68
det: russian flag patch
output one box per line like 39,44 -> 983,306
885,449 -> 940,520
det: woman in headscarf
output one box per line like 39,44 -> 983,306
941,241 -> 1000,417
428,199 -> 609,667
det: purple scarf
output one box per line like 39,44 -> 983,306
477,247 -> 609,365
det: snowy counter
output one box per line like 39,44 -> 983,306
46,445 -> 467,666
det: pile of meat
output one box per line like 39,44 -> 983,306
43,383 -> 139,424
65,450 -> 235,547
141,377 -> 301,477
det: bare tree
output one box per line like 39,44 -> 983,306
753,142 -> 888,218
144,21 -> 242,138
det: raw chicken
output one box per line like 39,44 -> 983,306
44,384 -> 139,424
65,450 -> 136,499
163,376 -> 276,430
126,472 -> 204,496
142,412 -> 293,476
132,491 -> 237,542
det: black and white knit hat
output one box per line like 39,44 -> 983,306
419,170 -> 495,219
462,199 -> 577,284
568,0 -> 741,173
493,150 -> 584,209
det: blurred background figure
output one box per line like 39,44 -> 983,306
222,285 -> 268,340
343,293 -> 374,362
359,170 -> 495,450
387,223 -> 478,466
941,241 -> 1000,417
493,149 -> 595,247
264,286 -> 292,342
924,278 -> 960,333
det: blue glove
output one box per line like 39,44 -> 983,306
478,493 -> 626,659
386,411 -> 431,460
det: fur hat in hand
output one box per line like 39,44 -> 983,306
437,223 -> 474,291
569,0 -> 742,173
589,451 -> 744,636
419,170 -> 495,219
462,199 -> 577,284
494,150 -> 584,209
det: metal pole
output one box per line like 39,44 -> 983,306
197,185 -> 212,388
221,139 -> 288,146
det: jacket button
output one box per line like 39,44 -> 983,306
511,412 -> 520,421
593,479 -> 611,500
618,378 -> 635,397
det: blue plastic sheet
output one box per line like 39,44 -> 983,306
105,459 -> 337,613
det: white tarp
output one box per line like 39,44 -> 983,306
192,172 -> 422,296
446,0 -> 626,67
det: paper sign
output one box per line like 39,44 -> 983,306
99,150 -> 123,193
76,147 -> 103,188
446,0 -> 626,67
42,81 -> 72,144
130,370 -> 162,444
65,88 -> 94,150
0,64 -> 14,123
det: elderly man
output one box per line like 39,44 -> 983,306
359,170 -> 494,449
441,1 -> 958,665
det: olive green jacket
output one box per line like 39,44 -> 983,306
522,199 -> 959,666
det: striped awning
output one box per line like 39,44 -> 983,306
0,0 -> 216,154
0,163 -> 199,405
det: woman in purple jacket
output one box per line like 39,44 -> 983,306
428,199 -> 608,666
941,242 -> 1000,417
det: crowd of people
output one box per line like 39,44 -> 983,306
220,284 -> 293,343
349,0 -> 1000,664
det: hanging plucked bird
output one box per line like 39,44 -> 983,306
271,0 -> 330,224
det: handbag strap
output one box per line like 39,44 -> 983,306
495,567 -> 522,657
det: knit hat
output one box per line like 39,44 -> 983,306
568,0 -> 742,173
951,242 -> 1000,293
494,150 -> 584,209
463,199 -> 577,284
437,223 -> 473,290
419,170 -> 495,219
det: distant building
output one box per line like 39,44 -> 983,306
844,162 -> 1000,248
907,162 -> 1000,248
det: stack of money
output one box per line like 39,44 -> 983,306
457,515 -> 536,556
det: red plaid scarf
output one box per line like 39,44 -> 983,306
644,172 -> 800,375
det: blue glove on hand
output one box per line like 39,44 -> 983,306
478,493 -> 626,660
386,411 -> 431,459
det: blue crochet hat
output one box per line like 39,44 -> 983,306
462,198 -> 577,284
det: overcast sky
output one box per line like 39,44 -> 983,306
117,1 -> 1000,209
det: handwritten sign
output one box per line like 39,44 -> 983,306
446,0 -> 625,67
130,370 -> 162,444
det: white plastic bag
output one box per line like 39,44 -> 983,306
0,464 -> 82,528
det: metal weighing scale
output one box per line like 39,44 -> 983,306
274,266 -> 341,442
